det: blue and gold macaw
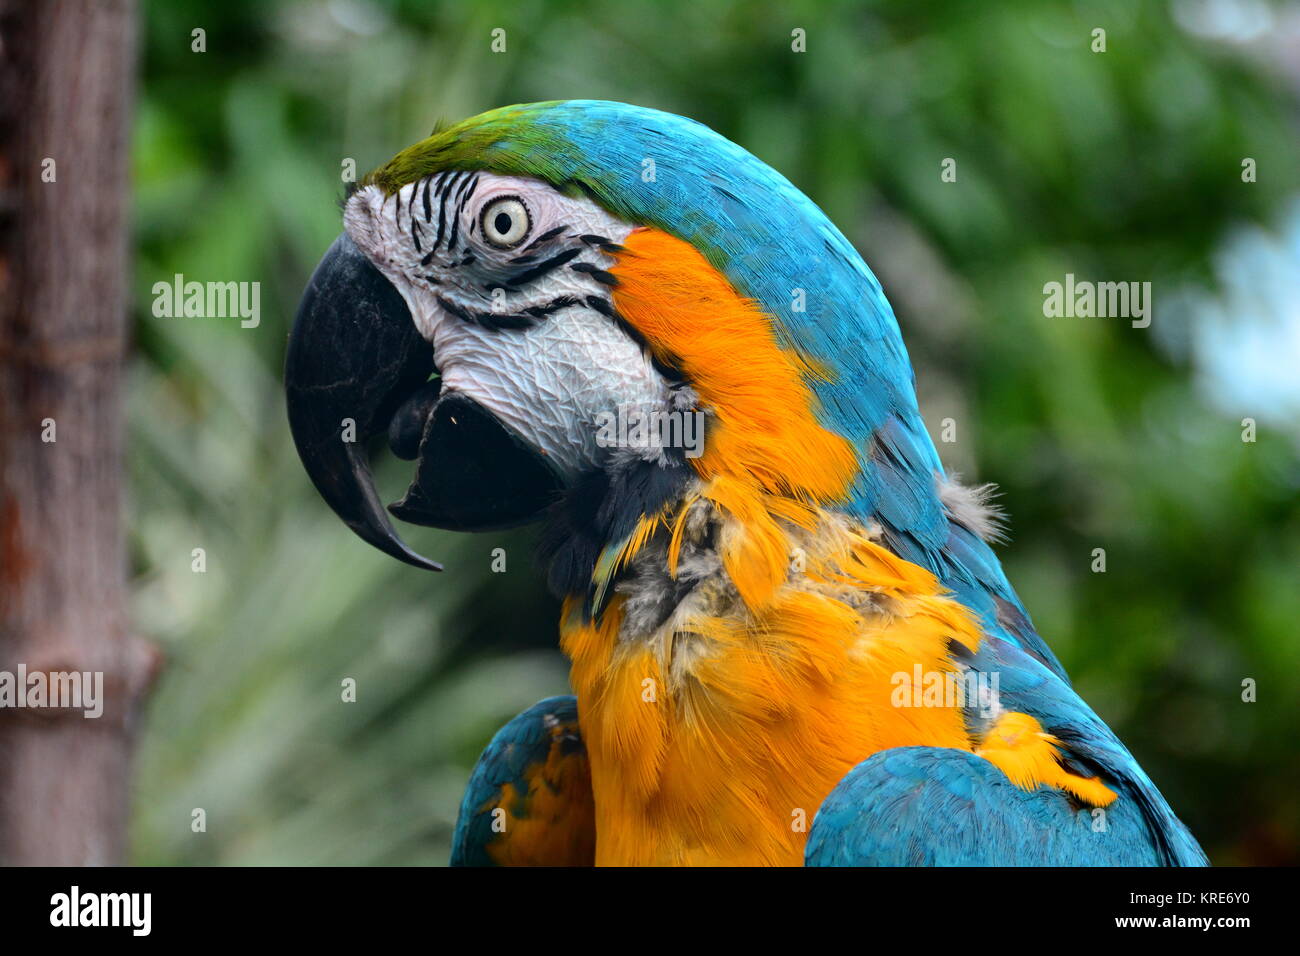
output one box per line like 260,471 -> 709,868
285,100 -> 1207,866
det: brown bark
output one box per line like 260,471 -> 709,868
0,0 -> 150,865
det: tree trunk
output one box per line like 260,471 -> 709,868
0,0 -> 151,866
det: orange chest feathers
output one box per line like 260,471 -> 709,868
559,491 -> 984,867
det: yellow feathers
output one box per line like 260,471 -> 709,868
977,711 -> 1118,807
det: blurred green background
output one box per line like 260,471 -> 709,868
128,0 -> 1300,865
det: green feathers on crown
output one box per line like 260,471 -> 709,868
360,102 -> 597,201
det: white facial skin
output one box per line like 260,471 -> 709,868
344,172 -> 674,479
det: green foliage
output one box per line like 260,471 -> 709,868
132,0 -> 1300,864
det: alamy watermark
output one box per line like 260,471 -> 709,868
50,886 -> 150,936
891,664 -> 1000,719
152,274 -> 260,328
0,665 -> 103,718
595,403 -> 706,459
1043,273 -> 1151,328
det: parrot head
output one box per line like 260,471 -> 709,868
286,163 -> 662,570
285,100 -> 940,602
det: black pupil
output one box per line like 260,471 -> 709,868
493,212 -> 513,235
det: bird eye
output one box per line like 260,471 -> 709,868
479,196 -> 531,249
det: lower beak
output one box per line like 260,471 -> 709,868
285,233 -> 565,571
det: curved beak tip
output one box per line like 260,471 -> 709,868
368,530 -> 444,573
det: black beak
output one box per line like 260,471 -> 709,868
285,233 -> 565,571
285,233 -> 441,570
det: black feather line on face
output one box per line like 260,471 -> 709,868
455,172 -> 479,205
434,173 -> 453,250
584,294 -> 615,317
444,173 -> 477,254
570,261 -> 619,286
523,295 -> 581,319
447,202 -> 462,253
579,234 -> 625,254
438,293 -> 581,331
503,246 -> 581,287
521,225 -> 566,252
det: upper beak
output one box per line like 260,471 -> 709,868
284,233 -> 441,571
285,232 -> 567,571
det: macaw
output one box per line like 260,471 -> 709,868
284,100 -> 1207,867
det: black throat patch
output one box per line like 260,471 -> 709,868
537,445 -> 695,617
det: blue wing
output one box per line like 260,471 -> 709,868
807,746 -> 1167,866
974,634 -> 1207,865
450,695 -> 594,867
807,634 -> 1209,866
